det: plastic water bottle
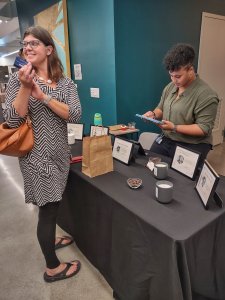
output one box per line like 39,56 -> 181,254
94,113 -> 102,126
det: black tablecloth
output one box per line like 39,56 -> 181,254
57,143 -> 225,300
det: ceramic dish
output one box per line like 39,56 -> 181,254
127,178 -> 142,189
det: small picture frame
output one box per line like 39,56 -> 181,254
90,125 -> 109,137
195,160 -> 220,209
112,137 -> 133,165
67,123 -> 84,140
171,145 -> 200,180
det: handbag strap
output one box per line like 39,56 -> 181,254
26,115 -> 32,127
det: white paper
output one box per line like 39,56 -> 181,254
147,161 -> 154,171
171,146 -> 199,178
196,162 -> 217,205
90,126 -> 108,137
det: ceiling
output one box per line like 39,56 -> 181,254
0,0 -> 20,58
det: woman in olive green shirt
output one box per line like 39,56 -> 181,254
144,43 -> 219,165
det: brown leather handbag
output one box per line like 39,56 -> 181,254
0,117 -> 34,157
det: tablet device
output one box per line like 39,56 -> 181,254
135,113 -> 164,125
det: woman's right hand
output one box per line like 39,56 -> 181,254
18,62 -> 35,89
143,111 -> 155,119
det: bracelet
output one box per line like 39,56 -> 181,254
172,125 -> 177,133
43,94 -> 52,106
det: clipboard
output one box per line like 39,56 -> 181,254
135,114 -> 164,125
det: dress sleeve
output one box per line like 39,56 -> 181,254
65,79 -> 82,123
3,72 -> 26,128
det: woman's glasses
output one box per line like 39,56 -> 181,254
20,40 -> 42,49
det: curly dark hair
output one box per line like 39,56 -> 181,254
163,43 -> 195,71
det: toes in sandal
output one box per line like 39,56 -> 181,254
55,235 -> 74,250
44,260 -> 81,283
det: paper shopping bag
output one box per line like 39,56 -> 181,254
82,135 -> 114,177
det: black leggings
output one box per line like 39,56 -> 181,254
37,201 -> 60,269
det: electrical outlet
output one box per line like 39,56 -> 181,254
90,88 -> 100,98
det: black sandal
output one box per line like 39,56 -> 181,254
43,260 -> 81,283
55,236 -> 74,250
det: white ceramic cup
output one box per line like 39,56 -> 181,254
68,132 -> 75,145
155,180 -> 173,204
154,162 -> 168,179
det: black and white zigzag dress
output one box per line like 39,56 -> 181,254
4,72 -> 81,206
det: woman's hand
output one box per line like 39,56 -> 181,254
143,108 -> 163,120
159,120 -> 175,131
18,62 -> 35,89
143,111 -> 155,119
31,81 -> 45,101
142,111 -> 156,123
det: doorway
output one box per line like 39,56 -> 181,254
198,12 -> 225,145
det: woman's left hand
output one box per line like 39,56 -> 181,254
159,120 -> 175,131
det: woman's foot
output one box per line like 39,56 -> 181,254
44,260 -> 81,283
55,235 -> 74,250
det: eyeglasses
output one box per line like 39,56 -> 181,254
20,40 -> 43,49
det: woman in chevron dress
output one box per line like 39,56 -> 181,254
4,26 -> 82,282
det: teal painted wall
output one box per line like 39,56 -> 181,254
16,0 -> 117,133
67,0 -> 116,131
114,0 -> 225,133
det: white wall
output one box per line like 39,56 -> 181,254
0,53 -> 17,67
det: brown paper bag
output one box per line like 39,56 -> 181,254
82,135 -> 114,177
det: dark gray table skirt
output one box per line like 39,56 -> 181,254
57,145 -> 225,300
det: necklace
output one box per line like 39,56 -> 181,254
36,74 -> 52,84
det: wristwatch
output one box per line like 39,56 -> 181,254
43,94 -> 52,106
152,111 -> 156,119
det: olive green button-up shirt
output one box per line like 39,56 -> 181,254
157,75 -> 219,144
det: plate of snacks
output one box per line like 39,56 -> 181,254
127,178 -> 142,189
120,124 -> 129,130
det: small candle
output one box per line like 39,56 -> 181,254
158,183 -> 171,188
156,163 -> 167,167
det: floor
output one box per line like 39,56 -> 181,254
207,141 -> 225,176
0,141 -> 224,300
0,155 -> 113,300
